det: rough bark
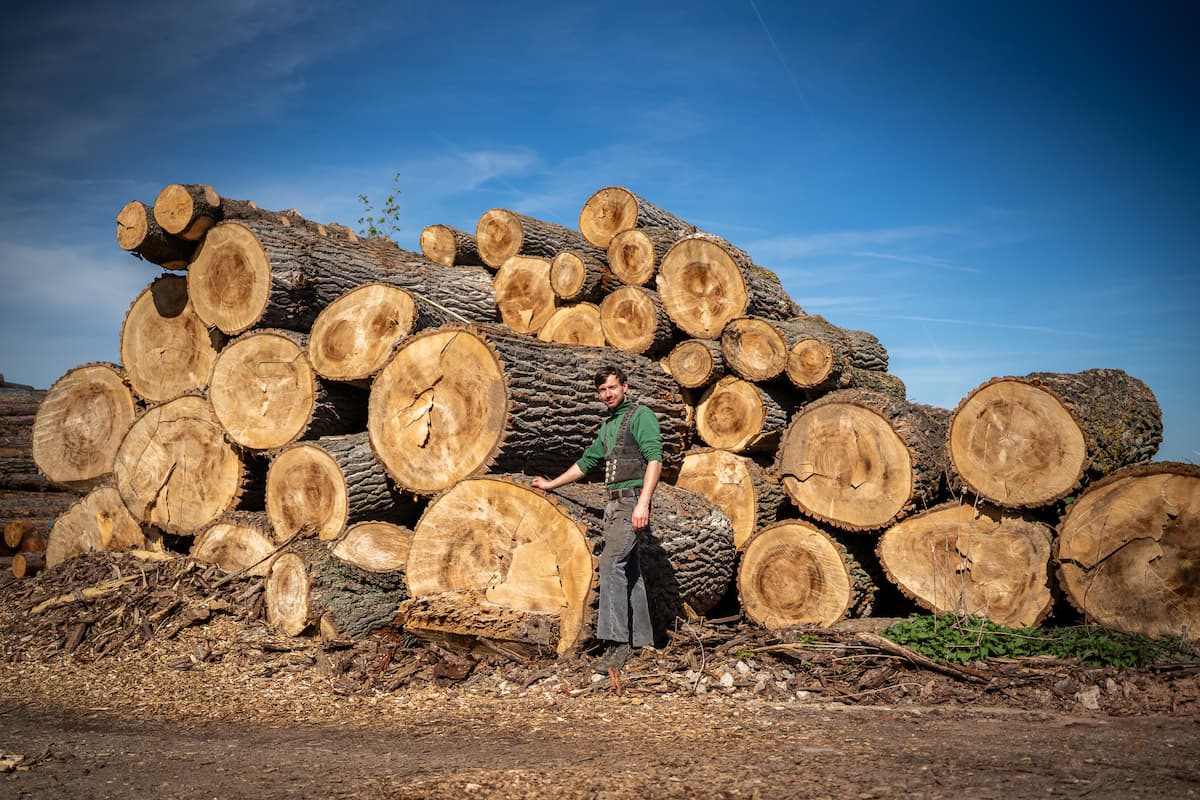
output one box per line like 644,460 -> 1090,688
665,339 -> 725,389
948,369 -> 1163,508
113,395 -> 245,535
776,389 -> 950,531
839,368 -> 907,401
1055,461 -> 1200,639
844,329 -> 889,371
578,187 -> 696,249
606,226 -> 681,286
476,209 -> 606,269
721,316 -> 789,382
0,380 -> 54,492
153,183 -> 223,241
115,200 -> 195,269
266,537 -> 409,639
599,286 -> 674,357
31,364 -> 138,492
266,432 -> 416,542
208,329 -> 366,451
549,250 -> 609,303
877,500 -> 1055,627
776,315 -> 854,391
419,224 -> 485,267
120,274 -> 223,403
45,485 -> 154,569
0,490 -> 78,538
191,511 -> 277,577
694,375 -> 796,455
307,284 -> 437,384
537,304 -> 606,347
368,325 -> 691,495
673,447 -> 788,550
187,219 -> 497,335
492,255 -> 557,334
656,233 -> 800,339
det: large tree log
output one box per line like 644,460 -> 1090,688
266,537 -> 409,639
45,485 -> 155,569
599,286 -> 674,357
721,316 -> 789,382
578,187 -> 696,249
191,511 -> 277,576
776,315 -> 854,391
1056,462 -> 1200,639
665,338 -> 726,389
113,395 -> 245,535
31,364 -> 138,492
738,520 -> 877,628
492,255 -> 556,334
606,226 -> 680,287
673,448 -> 787,550
307,284 -> 436,384
537,304 -> 606,347
115,200 -> 195,269
331,520 -> 413,574
656,233 -> 800,339
265,432 -> 416,542
368,325 -> 691,495
154,183 -> 223,240
694,375 -> 795,454
0,380 -> 54,492
186,219 -> 497,335
549,250 -> 609,303
948,369 -> 1163,508
400,476 -> 735,654
208,329 -> 366,451
877,501 -> 1055,627
120,274 -> 222,403
476,209 -> 606,269
776,389 -> 950,531
419,224 -> 485,267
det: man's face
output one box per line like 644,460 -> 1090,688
596,374 -> 628,410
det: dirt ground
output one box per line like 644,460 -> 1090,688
2,552 -> 1198,800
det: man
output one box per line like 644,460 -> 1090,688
531,365 -> 662,672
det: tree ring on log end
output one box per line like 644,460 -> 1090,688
266,551 -> 311,636
192,517 -> 276,576
209,331 -> 317,451
600,286 -> 658,353
738,521 -> 851,628
115,200 -> 149,250
578,186 -> 639,249
549,251 -> 588,300
308,284 -> 419,382
722,317 -> 788,381
608,228 -> 657,285
777,403 -> 913,530
187,222 -> 271,335
419,224 -> 458,266
657,237 -> 749,339
332,521 -> 412,573
950,379 -> 1086,507
46,486 -> 149,568
787,339 -> 835,388
493,255 -> 555,334
121,274 -> 220,403
267,444 -> 350,541
476,208 -> 522,268
695,376 -> 765,452
675,449 -> 758,550
537,304 -> 605,347
368,328 -> 509,495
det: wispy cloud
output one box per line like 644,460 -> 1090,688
851,250 -> 979,274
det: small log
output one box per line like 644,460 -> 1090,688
32,364 -> 138,492
578,187 -> 695,249
12,550 -> 44,578
115,200 -> 195,268
0,491 -> 78,537
606,226 -> 680,286
265,432 -> 416,542
948,369 -> 1163,508
307,284 -> 435,384
776,315 -> 853,391
476,209 -> 605,269
492,255 -> 557,334
208,329 -> 366,451
1056,461 -> 1200,639
191,512 -> 277,576
665,339 -> 726,389
694,375 -> 795,454
45,485 -> 152,568
599,286 -> 674,357
877,500 -> 1054,627
113,395 -> 245,535
537,304 -> 606,347
673,448 -> 787,550
776,389 -> 950,531
331,520 -> 413,573
549,250 -> 609,303
419,224 -> 485,267
721,316 -> 789,382
153,183 -> 222,240
5,519 -> 49,550
120,274 -> 222,403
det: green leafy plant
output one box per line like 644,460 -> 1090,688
881,614 -> 1179,667
357,172 -> 402,239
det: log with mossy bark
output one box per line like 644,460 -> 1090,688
367,325 -> 691,495
876,500 -> 1055,628
599,286 -> 674,357
475,208 -> 607,269
948,369 -> 1163,509
578,187 -> 696,249
775,389 -> 950,532
1055,461 -> 1200,639
673,447 -> 788,551
186,218 -> 497,335
419,224 -> 485,267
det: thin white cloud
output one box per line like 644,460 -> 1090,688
851,250 -> 980,274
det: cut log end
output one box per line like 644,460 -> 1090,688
578,186 -> 640,249
607,228 -> 657,286
721,317 -> 788,382
154,183 -> 220,240
738,522 -> 852,628
266,444 -> 350,541
209,330 -> 318,451
493,256 -> 556,334
308,284 -> 420,382
187,222 -> 272,335
419,224 -> 460,266
666,339 -> 724,389
121,274 -> 220,403
476,209 -> 522,268
537,304 -> 606,347
657,236 -> 749,339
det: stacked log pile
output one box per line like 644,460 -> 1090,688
9,182 -> 1190,654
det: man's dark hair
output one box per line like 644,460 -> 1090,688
593,365 -> 628,388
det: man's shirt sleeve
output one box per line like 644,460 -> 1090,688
575,422 -> 606,473
632,406 -> 663,463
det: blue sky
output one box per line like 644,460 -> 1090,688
1,1 -> 1196,462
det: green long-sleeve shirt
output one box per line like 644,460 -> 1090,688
574,399 -> 663,490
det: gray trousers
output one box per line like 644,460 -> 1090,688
597,496 -> 654,648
